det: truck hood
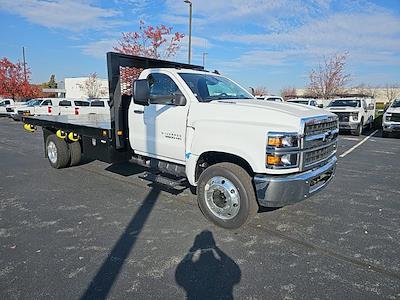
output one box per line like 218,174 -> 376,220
327,106 -> 360,113
189,99 -> 335,132
386,107 -> 400,114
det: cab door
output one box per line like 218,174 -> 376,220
130,72 -> 189,162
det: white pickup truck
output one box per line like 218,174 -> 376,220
382,99 -> 400,137
22,53 -> 339,228
327,98 -> 376,135
0,99 -> 15,116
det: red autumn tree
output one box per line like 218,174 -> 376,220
0,57 -> 41,100
114,20 -> 184,94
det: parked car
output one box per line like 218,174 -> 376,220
286,98 -> 319,107
0,99 -> 15,116
326,98 -> 376,136
382,98 -> 400,137
256,95 -> 284,102
22,52 -> 338,229
87,99 -> 110,115
58,99 -> 90,116
15,98 -> 63,120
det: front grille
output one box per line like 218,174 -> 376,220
304,143 -> 336,167
334,112 -> 350,122
302,116 -> 338,170
304,117 -> 338,136
391,113 -> 400,122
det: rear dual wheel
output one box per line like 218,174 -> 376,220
46,134 -> 81,169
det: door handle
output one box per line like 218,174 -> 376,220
134,110 -> 144,114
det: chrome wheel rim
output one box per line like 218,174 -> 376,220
47,141 -> 58,164
204,176 -> 240,220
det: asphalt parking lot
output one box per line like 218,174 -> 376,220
0,117 -> 399,299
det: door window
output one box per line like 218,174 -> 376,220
147,73 -> 179,105
59,100 -> 71,107
41,100 -> 52,106
362,100 -> 367,110
74,101 -> 90,106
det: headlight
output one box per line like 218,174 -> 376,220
266,132 -> 299,168
350,112 -> 358,121
267,133 -> 299,148
385,114 -> 392,121
266,153 -> 298,167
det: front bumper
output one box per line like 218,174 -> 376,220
383,122 -> 400,132
253,157 -> 337,207
339,121 -> 359,130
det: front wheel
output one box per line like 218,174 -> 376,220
197,163 -> 258,229
353,121 -> 363,136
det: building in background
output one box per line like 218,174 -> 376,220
42,77 -> 109,99
295,87 -> 400,104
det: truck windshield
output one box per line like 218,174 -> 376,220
391,100 -> 400,108
328,100 -> 360,108
27,100 -> 42,106
179,73 -> 254,102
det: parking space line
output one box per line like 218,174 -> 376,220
339,129 -> 378,158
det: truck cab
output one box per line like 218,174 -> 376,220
382,98 -> 400,137
327,98 -> 375,135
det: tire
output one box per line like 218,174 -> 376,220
69,141 -> 82,167
353,120 -> 363,136
382,131 -> 389,138
197,162 -> 258,229
46,134 -> 70,169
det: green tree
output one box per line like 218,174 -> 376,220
42,74 -> 57,88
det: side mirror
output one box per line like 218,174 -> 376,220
133,79 -> 150,106
172,91 -> 187,106
368,103 -> 374,110
318,104 -> 323,108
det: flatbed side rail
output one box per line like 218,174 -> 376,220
23,116 -> 111,139
106,52 -> 204,150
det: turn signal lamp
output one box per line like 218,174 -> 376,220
56,130 -> 67,139
266,155 -> 281,165
68,132 -> 79,142
23,123 -> 36,133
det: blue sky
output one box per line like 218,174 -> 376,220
0,0 -> 399,93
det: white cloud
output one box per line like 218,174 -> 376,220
0,0 -> 122,31
216,11 -> 400,66
79,39 -> 118,59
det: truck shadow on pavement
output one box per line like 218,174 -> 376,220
80,187 -> 161,300
175,230 -> 241,300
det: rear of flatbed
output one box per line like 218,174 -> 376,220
23,114 -> 132,164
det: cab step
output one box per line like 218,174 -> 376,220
139,171 -> 187,188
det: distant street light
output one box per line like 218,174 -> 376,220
184,0 -> 192,64
202,52 -> 208,67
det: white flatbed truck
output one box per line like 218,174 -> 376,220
23,53 -> 339,229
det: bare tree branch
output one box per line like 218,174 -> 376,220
308,52 -> 350,99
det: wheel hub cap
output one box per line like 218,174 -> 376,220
204,176 -> 240,220
47,141 -> 58,164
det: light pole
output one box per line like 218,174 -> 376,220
184,0 -> 192,64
